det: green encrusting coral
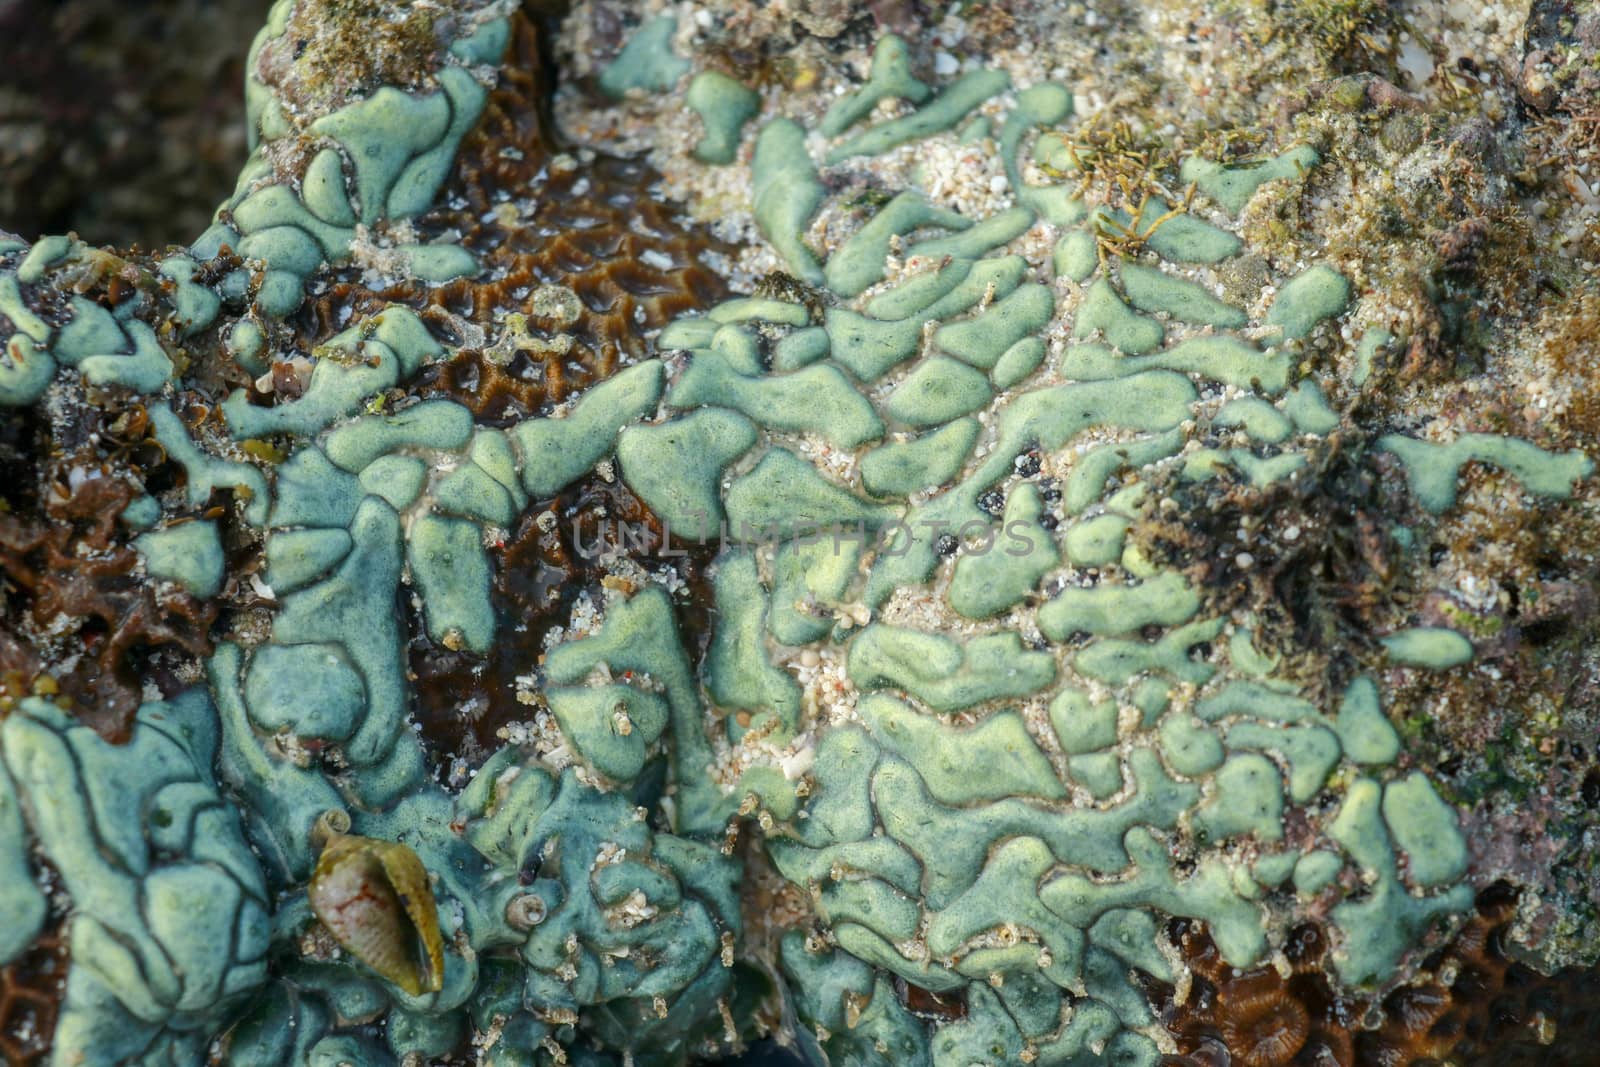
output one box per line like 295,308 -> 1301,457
1180,145 -> 1320,215
1326,778 -> 1475,985
618,408 -> 758,540
860,419 -> 980,497
1,694 -> 272,1064
1334,676 -> 1402,764
598,14 -> 689,98
0,756 -> 46,966
686,72 -> 759,164
885,356 -> 992,425
1267,264 -> 1352,340
826,193 -> 970,297
135,521 -> 226,598
1382,627 -> 1475,668
948,484 -> 1058,618
827,69 -> 1011,163
0,5 -> 1590,1066
1379,432 -> 1594,513
752,119 -> 827,285
1120,261 -> 1247,328
819,36 -> 930,138
583,51 -> 1526,1034
221,57 -> 490,326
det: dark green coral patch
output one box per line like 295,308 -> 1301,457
599,14 -> 690,98
753,119 -> 826,285
618,408 -> 758,541
884,356 -> 992,426
826,192 -> 970,297
846,627 -> 1056,712
860,418 -> 980,498
668,348 -> 883,448
704,551 -> 802,740
243,643 -> 365,742
726,449 -> 898,540
512,361 -> 664,497
686,71 -> 760,164
1038,571 -> 1200,639
827,69 -> 1011,163
856,695 -> 1064,804
934,283 -> 1055,369
1180,146 -> 1319,216
545,685 -> 670,782
948,483 -> 1058,619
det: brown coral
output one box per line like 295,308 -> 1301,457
1159,887 -> 1600,1067
1162,920 -> 1356,1067
0,420 -> 216,743
287,7 -> 732,426
1218,979 -> 1314,1067
1355,885 -> 1600,1065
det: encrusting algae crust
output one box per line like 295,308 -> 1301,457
1,0 -> 1599,1065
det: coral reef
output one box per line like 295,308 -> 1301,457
0,0 -> 1598,1065
1160,887 -> 1600,1067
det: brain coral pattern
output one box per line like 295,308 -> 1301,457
0,2 -> 1593,1066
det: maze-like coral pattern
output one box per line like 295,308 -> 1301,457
0,2 -> 1595,1065
572,33 -> 1574,1062
1,694 -> 270,1064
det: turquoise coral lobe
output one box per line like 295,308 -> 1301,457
0,1 -> 1598,1065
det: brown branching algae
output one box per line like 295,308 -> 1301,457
1,0 -> 1599,1064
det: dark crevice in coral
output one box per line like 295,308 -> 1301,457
0,860 -> 67,1067
895,979 -> 969,1023
408,469 -> 719,773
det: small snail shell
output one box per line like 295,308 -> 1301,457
308,834 -> 445,997
505,892 -> 547,930
311,807 -> 351,847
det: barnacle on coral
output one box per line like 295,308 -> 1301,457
1,0 -> 1599,1065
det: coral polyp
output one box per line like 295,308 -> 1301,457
1,1 -> 1598,1065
